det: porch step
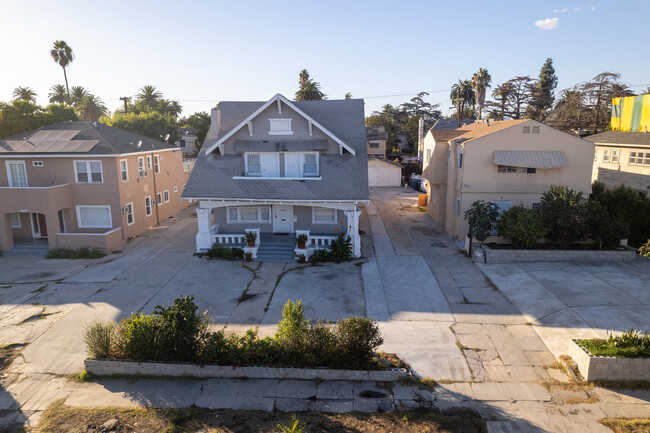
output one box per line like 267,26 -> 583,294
3,244 -> 49,256
256,239 -> 295,262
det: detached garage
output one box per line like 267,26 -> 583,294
368,156 -> 403,187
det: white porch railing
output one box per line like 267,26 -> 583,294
212,233 -> 245,245
310,235 -> 337,249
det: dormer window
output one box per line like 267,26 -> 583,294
268,118 -> 293,135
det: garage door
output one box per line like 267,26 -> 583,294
368,165 -> 401,187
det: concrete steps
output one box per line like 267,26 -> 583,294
256,238 -> 295,262
3,244 -> 49,256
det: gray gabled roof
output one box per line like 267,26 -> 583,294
584,131 -> 650,146
0,121 -> 175,155
432,118 -> 475,130
182,98 -> 369,202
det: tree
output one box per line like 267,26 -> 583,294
639,240 -> 650,258
527,58 -> 558,121
50,40 -> 74,103
581,72 -> 622,133
496,205 -> 548,249
48,84 -> 67,104
295,70 -> 325,101
541,185 -> 588,249
158,99 -> 183,119
472,68 -> 492,120
69,86 -> 89,107
0,100 -> 77,138
450,80 -> 475,126
104,111 -> 179,144
76,94 -> 107,122
486,82 -> 513,120
178,111 -> 210,147
136,85 -> 163,107
464,200 -> 500,244
12,86 -> 37,102
545,87 -> 588,131
344,92 -> 353,100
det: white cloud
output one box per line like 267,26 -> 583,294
590,5 -> 596,11
534,17 -> 559,30
553,8 -> 559,13
574,7 -> 581,11
560,7 -> 568,12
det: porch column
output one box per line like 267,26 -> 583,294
345,208 -> 362,258
195,207 -> 213,252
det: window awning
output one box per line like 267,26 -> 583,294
493,151 -> 568,169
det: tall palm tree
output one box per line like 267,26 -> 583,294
12,86 -> 37,102
70,86 -> 89,107
295,81 -> 325,101
491,83 -> 513,120
472,68 -> 492,119
158,99 -> 183,118
299,69 -> 310,87
48,84 -> 67,104
136,85 -> 163,104
50,40 -> 74,103
450,80 -> 475,125
344,92 -> 353,100
76,94 -> 107,122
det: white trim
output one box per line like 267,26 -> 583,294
30,212 -> 41,237
120,159 -> 129,182
125,202 -> 134,226
57,227 -> 121,236
153,155 -> 160,173
73,160 -> 104,184
32,161 -> 44,167
268,118 -> 294,136
76,205 -> 113,229
6,160 -> 28,187
204,94 -> 356,155
174,186 -> 178,192
145,196 -> 152,217
232,176 -> 322,181
277,99 -> 282,114
191,198 -> 368,206
0,148 -> 176,158
247,121 -> 253,136
156,192 -> 163,206
163,190 -> 170,203
9,212 -> 21,228
0,183 -> 70,190
312,207 -> 337,224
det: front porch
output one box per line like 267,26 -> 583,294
193,201 -> 362,259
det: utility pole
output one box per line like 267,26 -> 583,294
119,96 -> 131,114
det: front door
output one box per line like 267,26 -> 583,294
273,205 -> 293,233
31,213 -> 48,238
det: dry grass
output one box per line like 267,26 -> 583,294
594,380 -> 650,391
601,418 -> 650,433
34,401 -> 488,433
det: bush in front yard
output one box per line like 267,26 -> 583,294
335,317 -> 383,370
496,205 -> 548,249
541,185 -> 589,248
578,329 -> 650,358
84,321 -> 117,358
115,313 -> 162,361
310,234 -> 353,263
152,295 -> 207,362
47,247 -> 106,259
202,244 -> 243,260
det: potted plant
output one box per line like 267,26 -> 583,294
296,233 -> 308,249
245,231 -> 257,247
244,252 -> 253,262
297,253 -> 306,263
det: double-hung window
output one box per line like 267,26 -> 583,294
247,154 -> 261,176
10,213 -> 21,228
156,192 -> 163,206
147,155 -> 152,170
612,149 -> 620,163
227,206 -> 271,223
312,207 -> 337,223
76,205 -> 112,228
303,153 -> 318,176
120,159 -> 128,182
145,196 -> 152,217
154,155 -> 160,173
74,160 -> 103,183
125,202 -> 134,225
163,190 -> 170,202
603,149 -> 610,162
6,161 -> 28,187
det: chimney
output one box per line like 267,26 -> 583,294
210,108 -> 222,139
418,117 -> 424,158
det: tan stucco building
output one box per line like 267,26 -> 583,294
421,119 -> 595,240
585,131 -> 650,197
366,126 -> 387,156
0,122 -> 190,254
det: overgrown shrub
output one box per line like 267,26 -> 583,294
310,234 -> 352,263
541,185 -> 588,248
639,240 -> 650,258
152,295 -> 207,362
275,300 -> 309,363
203,244 -> 243,260
586,200 -> 629,249
84,321 -> 117,358
335,317 -> 383,369
578,329 -> 650,358
115,313 -> 162,361
496,205 -> 548,249
47,247 -> 105,259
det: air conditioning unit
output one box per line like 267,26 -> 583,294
139,170 -> 148,177
151,199 -> 156,205
122,207 -> 129,214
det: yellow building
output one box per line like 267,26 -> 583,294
611,95 -> 650,132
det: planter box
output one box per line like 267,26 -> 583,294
84,358 -> 408,382
568,339 -> 650,381
480,245 -> 636,264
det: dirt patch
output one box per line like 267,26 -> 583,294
0,343 -> 27,372
601,418 -> 650,433
35,402 -> 487,433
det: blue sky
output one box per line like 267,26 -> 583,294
1,0 -> 649,118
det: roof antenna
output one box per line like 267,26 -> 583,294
137,140 -> 142,148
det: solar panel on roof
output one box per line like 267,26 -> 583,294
29,130 -> 81,142
74,140 -> 98,152
31,141 -> 57,152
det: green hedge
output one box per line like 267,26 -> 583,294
47,247 -> 106,259
85,297 -> 385,370
578,329 -> 650,358
197,244 -> 244,260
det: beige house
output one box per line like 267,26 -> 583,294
421,119 -> 595,240
0,122 -> 190,254
585,131 -> 650,197
366,126 -> 387,156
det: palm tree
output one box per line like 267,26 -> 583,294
76,94 -> 107,122
136,85 -> 163,104
344,92 -> 353,100
48,84 -> 67,104
70,86 -> 89,107
50,40 -> 74,103
12,86 -> 37,102
472,68 -> 492,119
299,69 -> 310,87
491,83 -> 513,120
450,80 -> 475,125
158,99 -> 183,118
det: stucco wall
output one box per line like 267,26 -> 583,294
368,160 -> 401,187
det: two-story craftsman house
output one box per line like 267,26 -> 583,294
182,94 -> 369,260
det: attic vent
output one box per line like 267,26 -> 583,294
532,126 -> 540,134
522,126 -> 531,134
